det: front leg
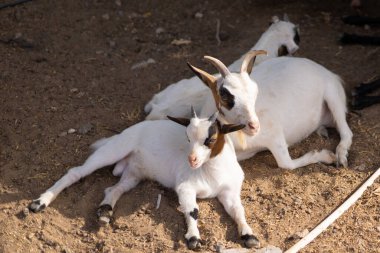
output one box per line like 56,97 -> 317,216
176,186 -> 201,250
218,190 -> 260,248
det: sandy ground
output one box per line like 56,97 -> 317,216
0,0 -> 379,252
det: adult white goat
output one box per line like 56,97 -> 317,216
143,52 -> 352,169
144,15 -> 300,119
29,111 -> 260,250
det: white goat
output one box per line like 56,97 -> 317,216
143,51 -> 352,169
29,111 -> 260,250
144,15 -> 300,119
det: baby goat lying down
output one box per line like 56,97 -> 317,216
29,111 -> 259,250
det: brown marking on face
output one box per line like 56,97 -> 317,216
218,85 -> 235,110
207,121 -> 246,158
202,121 -> 224,158
278,45 -> 289,56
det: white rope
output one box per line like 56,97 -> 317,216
285,167 -> 380,253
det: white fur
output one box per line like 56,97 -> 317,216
30,116 -> 257,247
145,18 -> 300,119
233,57 -> 352,169
144,55 -> 353,169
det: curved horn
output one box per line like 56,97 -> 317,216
240,50 -> 268,75
208,111 -> 219,122
204,56 -> 231,78
191,106 -> 197,118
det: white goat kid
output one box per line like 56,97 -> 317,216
144,15 -> 300,120
150,52 -> 352,169
29,111 -> 260,250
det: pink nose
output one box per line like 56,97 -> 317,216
248,122 -> 257,130
188,154 -> 198,167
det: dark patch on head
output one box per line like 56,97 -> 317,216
209,120 -> 226,158
219,85 -> 235,110
293,27 -> 300,45
204,123 -> 218,147
189,208 -> 199,220
278,45 -> 289,56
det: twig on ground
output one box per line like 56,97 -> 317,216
156,194 -> 162,209
216,19 -> 221,46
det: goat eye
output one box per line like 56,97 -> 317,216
204,138 -> 216,147
219,88 -> 228,100
219,87 -> 235,110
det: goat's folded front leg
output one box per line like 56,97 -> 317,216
176,186 -> 201,251
218,190 -> 260,248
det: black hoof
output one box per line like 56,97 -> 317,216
186,236 -> 201,250
97,204 -> 113,224
28,200 -> 46,213
241,234 -> 260,248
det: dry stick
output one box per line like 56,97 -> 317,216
216,19 -> 221,46
285,167 -> 380,253
156,194 -> 162,209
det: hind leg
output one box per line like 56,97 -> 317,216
29,136 -> 132,212
112,158 -> 128,176
268,134 -> 336,170
325,87 -> 353,167
97,168 -> 141,224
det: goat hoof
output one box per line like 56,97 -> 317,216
29,200 -> 46,213
241,234 -> 260,248
97,204 -> 113,225
186,236 -> 201,250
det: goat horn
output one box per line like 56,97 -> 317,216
204,56 -> 230,78
240,50 -> 268,75
191,106 -> 197,118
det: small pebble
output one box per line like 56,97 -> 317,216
195,12 -> 203,19
115,0 -> 121,6
102,13 -> 110,20
354,164 -> 367,171
67,128 -> 76,134
78,123 -> 94,135
155,27 -> 165,34
256,245 -> 283,253
109,40 -> 116,48
59,131 -> 67,137
22,207 -> 29,217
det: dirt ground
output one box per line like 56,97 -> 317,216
0,0 -> 379,252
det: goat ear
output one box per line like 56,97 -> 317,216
283,13 -> 290,22
271,16 -> 280,23
220,123 -> 246,134
187,62 -> 217,88
167,115 -> 191,127
240,50 -> 268,75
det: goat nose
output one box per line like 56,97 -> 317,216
188,155 -> 197,163
248,122 -> 256,130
